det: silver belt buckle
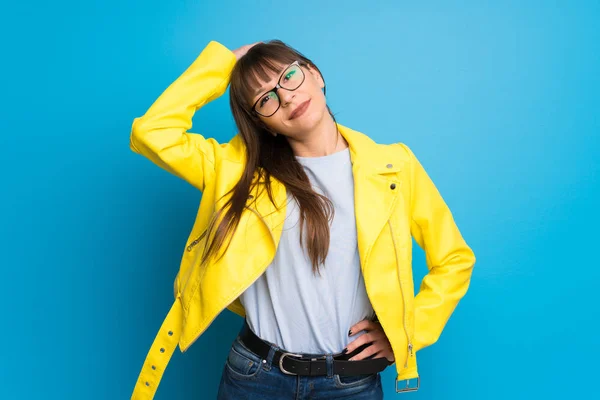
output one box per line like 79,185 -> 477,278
278,352 -> 303,375
396,376 -> 420,393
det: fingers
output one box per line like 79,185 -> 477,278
345,330 -> 385,354
348,344 -> 381,361
233,42 -> 262,61
348,319 -> 378,337
344,318 -> 393,362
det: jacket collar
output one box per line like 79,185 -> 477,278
226,123 -> 403,174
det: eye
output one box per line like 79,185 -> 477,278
282,69 -> 296,83
259,92 -> 273,107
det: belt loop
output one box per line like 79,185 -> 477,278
326,354 -> 334,378
264,344 -> 277,372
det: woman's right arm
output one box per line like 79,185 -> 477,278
129,40 -> 237,191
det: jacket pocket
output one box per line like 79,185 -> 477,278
174,228 -> 209,299
186,228 -> 208,252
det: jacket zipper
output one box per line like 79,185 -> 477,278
186,229 -> 208,252
182,205 -> 276,352
179,204 -> 227,296
173,228 -> 209,298
388,220 -> 414,368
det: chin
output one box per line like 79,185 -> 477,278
293,104 -> 326,130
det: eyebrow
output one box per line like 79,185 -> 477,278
252,86 -> 269,99
251,62 -> 292,99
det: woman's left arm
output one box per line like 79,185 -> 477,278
398,143 -> 476,353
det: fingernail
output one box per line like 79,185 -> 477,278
348,329 -> 352,336
342,348 -> 348,354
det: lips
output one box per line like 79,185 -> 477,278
290,99 -> 311,120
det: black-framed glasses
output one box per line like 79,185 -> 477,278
251,61 -> 306,117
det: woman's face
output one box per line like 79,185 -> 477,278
248,61 -> 327,138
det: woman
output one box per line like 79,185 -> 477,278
129,40 -> 476,399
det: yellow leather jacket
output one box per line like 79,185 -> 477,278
129,41 -> 476,399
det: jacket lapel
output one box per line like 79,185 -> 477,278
249,123 -> 404,272
339,125 -> 404,271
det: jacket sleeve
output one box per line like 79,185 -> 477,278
129,40 -> 237,191
398,143 -> 476,353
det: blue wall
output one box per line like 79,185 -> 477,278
2,1 -> 598,398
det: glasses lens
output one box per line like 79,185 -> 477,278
253,63 -> 304,117
254,91 -> 279,116
280,64 -> 304,90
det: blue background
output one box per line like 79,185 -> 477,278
1,0 -> 598,398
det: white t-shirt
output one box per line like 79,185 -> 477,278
239,147 -> 375,354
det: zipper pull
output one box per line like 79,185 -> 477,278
404,343 -> 413,368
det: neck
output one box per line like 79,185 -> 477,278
287,113 -> 348,157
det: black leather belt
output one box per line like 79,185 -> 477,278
239,320 -> 392,376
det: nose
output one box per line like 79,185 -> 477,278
278,89 -> 295,107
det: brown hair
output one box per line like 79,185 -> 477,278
200,40 -> 339,276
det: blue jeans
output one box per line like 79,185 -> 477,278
217,334 -> 384,399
